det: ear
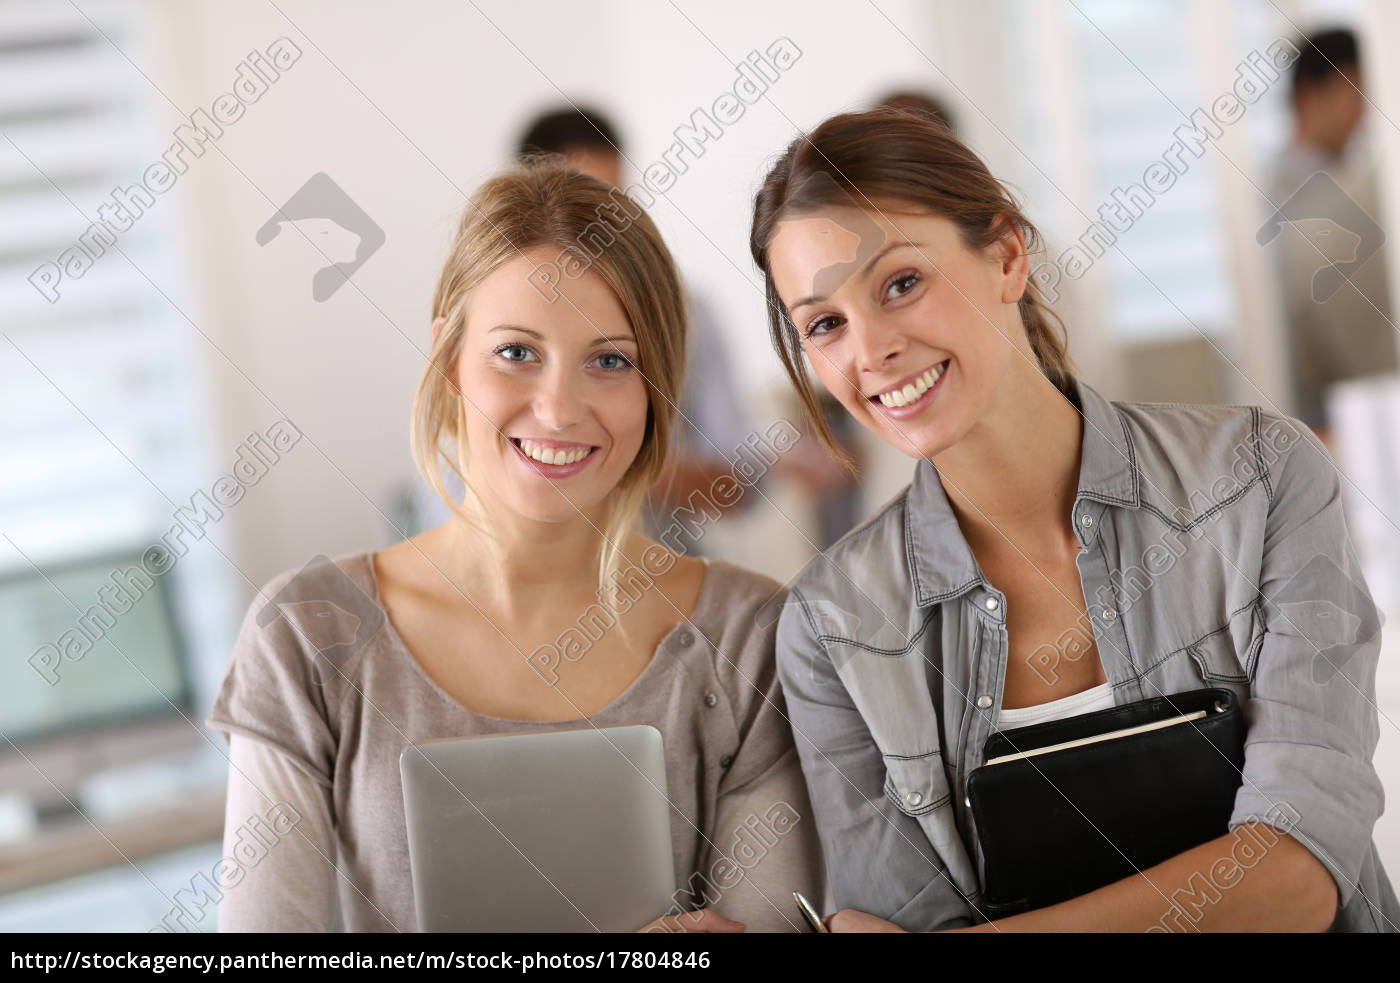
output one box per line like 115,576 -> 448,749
431,315 -> 447,345
992,214 -> 1030,304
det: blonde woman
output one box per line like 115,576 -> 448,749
206,160 -> 822,932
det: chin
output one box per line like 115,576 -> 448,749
900,441 -> 948,461
511,491 -> 610,524
866,416 -> 941,461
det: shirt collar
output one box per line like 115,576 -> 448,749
905,373 -> 1140,606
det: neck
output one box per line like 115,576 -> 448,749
436,494 -> 622,622
1294,120 -> 1345,160
932,355 -> 1084,558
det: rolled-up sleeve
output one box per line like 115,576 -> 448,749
775,589 -> 970,931
1230,417 -> 1387,908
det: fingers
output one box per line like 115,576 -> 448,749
825,909 -> 860,933
823,909 -> 905,933
640,908 -> 747,933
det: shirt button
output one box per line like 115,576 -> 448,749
720,753 -> 734,768
704,692 -> 718,708
906,791 -> 923,808
984,596 -> 999,611
678,628 -> 695,647
1102,607 -> 1118,622
976,695 -> 992,709
1079,513 -> 1094,527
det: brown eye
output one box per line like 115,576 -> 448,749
886,272 -> 920,298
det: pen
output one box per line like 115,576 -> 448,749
792,891 -> 829,933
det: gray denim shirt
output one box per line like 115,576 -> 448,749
776,373 -> 1398,932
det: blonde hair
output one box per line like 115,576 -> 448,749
750,108 -> 1074,473
411,159 -> 687,617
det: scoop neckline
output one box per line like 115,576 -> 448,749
361,549 -> 716,726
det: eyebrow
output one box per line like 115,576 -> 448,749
786,240 -> 926,315
489,324 -> 636,344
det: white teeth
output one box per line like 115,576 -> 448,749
518,440 -> 591,466
877,362 -> 946,408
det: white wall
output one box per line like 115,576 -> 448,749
137,0 -> 991,600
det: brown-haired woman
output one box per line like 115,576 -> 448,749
206,159 -> 822,932
754,108 -> 1397,932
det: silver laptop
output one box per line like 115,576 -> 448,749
400,723 -> 676,932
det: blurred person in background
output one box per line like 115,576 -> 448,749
519,106 -> 755,557
776,387 -> 866,550
1264,27 -> 1399,451
516,105 -> 625,188
876,89 -> 957,134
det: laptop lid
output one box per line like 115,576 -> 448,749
400,723 -> 676,932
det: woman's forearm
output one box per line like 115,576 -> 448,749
945,824 -> 1337,933
217,734 -> 340,932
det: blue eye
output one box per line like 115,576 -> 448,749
595,351 -> 634,371
494,343 -> 535,362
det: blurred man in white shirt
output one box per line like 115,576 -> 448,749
1263,28 -> 1398,450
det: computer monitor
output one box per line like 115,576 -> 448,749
0,547 -> 193,821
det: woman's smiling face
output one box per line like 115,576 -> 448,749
454,246 -> 649,522
766,204 -> 1032,460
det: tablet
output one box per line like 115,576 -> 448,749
400,723 -> 675,932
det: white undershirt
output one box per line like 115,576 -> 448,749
996,681 -> 1115,729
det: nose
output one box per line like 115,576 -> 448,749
846,310 -> 905,375
532,365 -> 585,432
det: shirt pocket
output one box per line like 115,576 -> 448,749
882,748 -> 953,816
1185,602 -> 1263,684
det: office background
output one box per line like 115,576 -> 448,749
3,0 -> 1399,930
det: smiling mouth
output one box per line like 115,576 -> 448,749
509,437 -> 599,467
869,360 -> 949,408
